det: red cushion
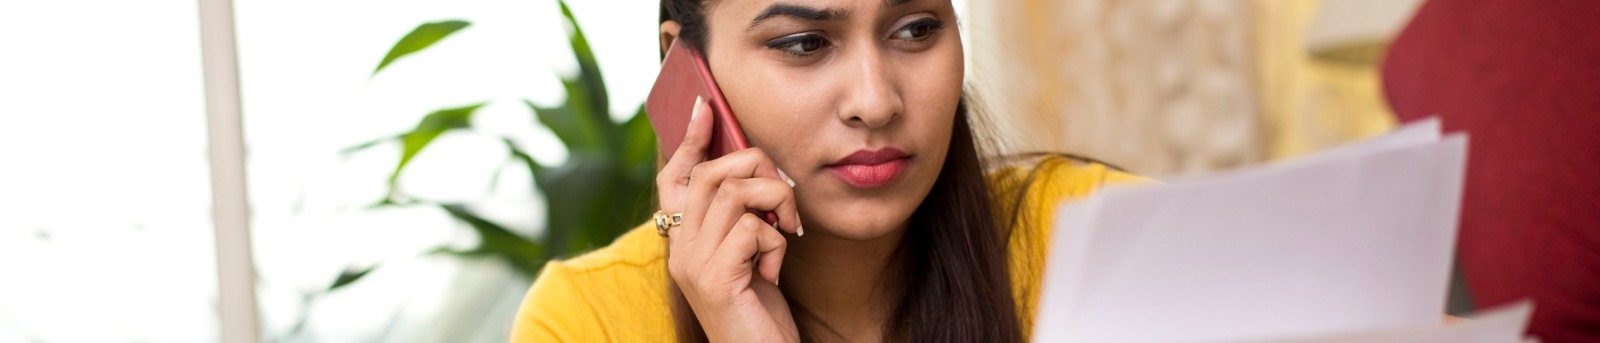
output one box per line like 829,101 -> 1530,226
1381,0 -> 1600,342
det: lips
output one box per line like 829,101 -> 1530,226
826,148 -> 910,188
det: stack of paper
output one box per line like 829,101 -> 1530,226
1035,119 -> 1533,342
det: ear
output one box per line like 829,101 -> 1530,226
660,20 -> 682,56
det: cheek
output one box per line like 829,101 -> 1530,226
905,54 -> 965,158
706,60 -> 828,168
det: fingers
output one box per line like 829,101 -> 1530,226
656,96 -> 714,213
669,177 -> 799,288
712,213 -> 789,285
753,223 -> 788,285
678,96 -> 715,163
697,178 -> 801,248
659,97 -> 801,301
682,148 -> 791,238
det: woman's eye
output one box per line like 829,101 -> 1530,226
766,34 -> 830,56
893,18 -> 944,41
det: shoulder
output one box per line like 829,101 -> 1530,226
989,155 -> 1152,336
991,154 -> 1151,260
509,223 -> 674,342
989,154 -> 1149,210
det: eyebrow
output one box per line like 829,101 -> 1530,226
748,0 -> 916,28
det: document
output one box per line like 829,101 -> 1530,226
1034,119 -> 1527,342
1249,301 -> 1534,343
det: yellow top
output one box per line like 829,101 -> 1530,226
509,157 -> 1147,342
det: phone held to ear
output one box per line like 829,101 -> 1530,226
646,40 -> 781,226
645,40 -> 750,161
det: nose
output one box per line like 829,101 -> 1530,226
836,49 -> 904,129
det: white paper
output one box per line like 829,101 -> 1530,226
1157,117 -> 1441,185
1035,119 -> 1473,342
1249,300 -> 1534,343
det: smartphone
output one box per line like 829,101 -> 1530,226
645,39 -> 750,161
646,40 -> 780,226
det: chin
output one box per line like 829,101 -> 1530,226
797,196 -> 922,241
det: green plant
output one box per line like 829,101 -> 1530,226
342,0 -> 658,282
257,3 -> 653,340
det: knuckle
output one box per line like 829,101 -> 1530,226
716,179 -> 744,197
761,220 -> 785,238
655,171 -> 675,188
760,178 -> 788,193
738,213 -> 766,231
756,180 -> 787,200
722,147 -> 754,162
689,163 -> 710,181
713,183 -> 742,205
745,148 -> 773,165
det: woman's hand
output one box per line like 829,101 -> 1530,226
658,97 -> 804,342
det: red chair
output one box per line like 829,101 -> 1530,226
1382,0 -> 1600,342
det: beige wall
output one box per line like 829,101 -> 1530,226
968,0 -> 1421,177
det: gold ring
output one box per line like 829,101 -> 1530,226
654,211 -> 683,237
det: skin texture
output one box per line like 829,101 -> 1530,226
656,0 -> 964,341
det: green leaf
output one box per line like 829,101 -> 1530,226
486,137 -> 545,193
618,106 -> 658,174
339,133 -> 404,156
345,1 -> 667,284
388,103 -> 487,189
328,264 -> 380,291
373,20 -> 471,76
436,204 -> 546,276
531,153 -> 608,258
528,99 -> 607,152
556,0 -> 609,118
502,137 -> 544,176
531,0 -> 617,155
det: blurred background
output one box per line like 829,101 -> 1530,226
0,0 -> 1426,342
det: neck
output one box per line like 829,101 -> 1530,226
779,226 -> 907,342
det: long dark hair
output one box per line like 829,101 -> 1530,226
661,1 -> 1023,342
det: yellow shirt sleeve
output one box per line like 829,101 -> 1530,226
509,261 -> 591,342
508,224 -> 673,342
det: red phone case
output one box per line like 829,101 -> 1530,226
645,41 -> 779,226
645,40 -> 750,161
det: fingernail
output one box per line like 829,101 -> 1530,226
777,168 -> 795,187
794,211 -> 804,236
691,96 -> 703,120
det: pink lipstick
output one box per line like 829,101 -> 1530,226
826,148 -> 909,188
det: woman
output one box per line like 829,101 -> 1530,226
510,0 -> 1142,341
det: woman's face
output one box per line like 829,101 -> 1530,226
694,0 -> 964,240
